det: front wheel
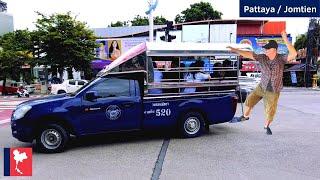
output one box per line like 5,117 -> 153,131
36,124 -> 69,153
179,112 -> 205,138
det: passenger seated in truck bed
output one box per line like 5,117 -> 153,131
162,61 -> 181,94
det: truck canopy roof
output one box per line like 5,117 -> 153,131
146,42 -> 253,56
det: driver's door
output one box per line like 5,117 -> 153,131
79,78 -> 142,134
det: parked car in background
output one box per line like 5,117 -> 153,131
50,79 -> 88,94
0,80 -> 19,94
25,85 -> 36,94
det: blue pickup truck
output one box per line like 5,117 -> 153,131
11,42 -> 251,153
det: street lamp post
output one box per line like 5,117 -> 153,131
146,0 -> 158,42
148,8 -> 154,42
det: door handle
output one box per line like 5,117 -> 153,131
122,102 -> 134,108
84,107 -> 101,112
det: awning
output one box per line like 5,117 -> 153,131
91,59 -> 113,69
285,64 -> 317,72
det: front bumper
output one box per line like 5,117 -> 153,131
11,117 -> 34,143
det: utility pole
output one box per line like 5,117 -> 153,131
146,0 -> 158,42
148,4 -> 154,42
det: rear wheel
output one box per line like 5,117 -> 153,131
179,112 -> 204,138
36,124 -> 69,153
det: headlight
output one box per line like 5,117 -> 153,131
13,105 -> 32,120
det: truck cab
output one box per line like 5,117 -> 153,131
11,42 -> 252,153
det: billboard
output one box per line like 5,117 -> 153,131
237,36 -> 292,54
108,40 -> 122,61
93,37 -> 147,69
95,37 -> 147,61
121,37 -> 148,52
95,40 -> 109,60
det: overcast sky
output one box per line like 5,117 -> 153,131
6,0 -> 310,41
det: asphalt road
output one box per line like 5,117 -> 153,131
0,90 -> 319,179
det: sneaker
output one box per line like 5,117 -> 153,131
229,116 -> 249,123
240,115 -> 250,122
264,126 -> 272,135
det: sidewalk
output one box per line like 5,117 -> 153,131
282,86 -> 320,92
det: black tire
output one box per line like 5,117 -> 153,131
57,90 -> 66,94
36,124 -> 69,153
26,94 -> 30,98
179,112 -> 205,138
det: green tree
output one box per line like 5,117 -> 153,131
131,15 -> 167,26
0,30 -> 33,94
131,15 -> 149,26
154,16 -> 167,25
175,2 -> 222,23
34,12 -> 97,79
109,21 -> 129,27
294,34 -> 307,50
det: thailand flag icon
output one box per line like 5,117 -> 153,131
4,148 -> 32,176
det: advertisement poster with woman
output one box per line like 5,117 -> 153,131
96,40 -> 108,60
108,40 -> 122,61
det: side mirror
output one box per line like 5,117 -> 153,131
85,91 -> 98,101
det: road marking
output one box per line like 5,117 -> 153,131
0,101 -> 24,106
0,119 -> 10,125
0,107 -> 16,110
151,139 -> 170,180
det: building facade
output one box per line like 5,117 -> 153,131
0,12 -> 13,36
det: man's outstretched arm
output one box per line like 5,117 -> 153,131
226,46 -> 255,60
281,31 -> 297,62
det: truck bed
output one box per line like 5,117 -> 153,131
142,94 -> 237,130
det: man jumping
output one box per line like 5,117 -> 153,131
227,31 -> 297,135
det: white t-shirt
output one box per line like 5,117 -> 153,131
183,72 -> 210,93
